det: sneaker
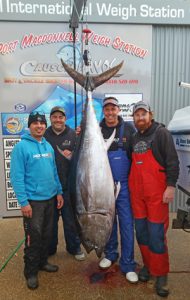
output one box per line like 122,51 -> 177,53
27,276 -> 39,289
99,258 -> 112,269
40,263 -> 58,272
126,272 -> 138,283
74,251 -> 85,261
138,266 -> 150,282
155,276 -> 169,297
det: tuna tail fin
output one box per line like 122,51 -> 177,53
92,61 -> 124,90
61,59 -> 124,91
114,182 -> 121,200
104,128 -> 116,151
61,59 -> 86,88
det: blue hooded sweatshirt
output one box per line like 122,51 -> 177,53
10,133 -> 63,207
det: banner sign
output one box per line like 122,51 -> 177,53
0,22 -> 151,215
0,0 -> 189,25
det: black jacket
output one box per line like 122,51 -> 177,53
131,120 -> 179,187
100,116 -> 135,159
44,125 -> 76,190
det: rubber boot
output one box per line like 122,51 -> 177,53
155,276 -> 169,297
138,266 -> 150,282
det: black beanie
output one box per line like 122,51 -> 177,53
28,112 -> 47,128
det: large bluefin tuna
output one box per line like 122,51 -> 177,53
61,59 -> 123,257
75,95 -> 118,257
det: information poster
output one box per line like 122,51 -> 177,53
3,138 -> 20,210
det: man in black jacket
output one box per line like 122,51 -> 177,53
129,101 -> 179,297
44,106 -> 85,261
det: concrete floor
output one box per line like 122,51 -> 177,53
0,213 -> 190,300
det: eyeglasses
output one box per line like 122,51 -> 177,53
29,111 -> 45,117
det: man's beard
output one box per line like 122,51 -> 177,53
135,120 -> 151,132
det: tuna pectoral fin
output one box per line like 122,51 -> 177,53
105,129 -> 116,151
114,182 -> 121,200
56,145 -> 72,160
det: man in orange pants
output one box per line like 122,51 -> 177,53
129,101 -> 179,297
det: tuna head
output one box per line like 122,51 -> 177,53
78,210 -> 114,257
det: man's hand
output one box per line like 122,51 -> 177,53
21,204 -> 32,218
76,126 -> 81,135
62,149 -> 73,160
163,186 -> 175,203
57,194 -> 64,209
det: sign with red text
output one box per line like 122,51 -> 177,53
0,22 -> 151,216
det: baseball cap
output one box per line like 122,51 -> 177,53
103,97 -> 119,107
50,106 -> 66,116
132,101 -> 151,115
28,112 -> 47,127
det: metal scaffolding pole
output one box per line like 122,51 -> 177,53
69,0 -> 87,128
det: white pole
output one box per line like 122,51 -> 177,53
179,81 -> 190,89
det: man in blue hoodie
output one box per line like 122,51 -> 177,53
10,112 -> 64,290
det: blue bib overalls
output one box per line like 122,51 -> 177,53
104,123 -> 136,273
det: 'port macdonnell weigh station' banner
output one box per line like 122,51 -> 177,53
0,20 -> 152,216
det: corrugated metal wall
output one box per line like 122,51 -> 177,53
151,25 -> 190,211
